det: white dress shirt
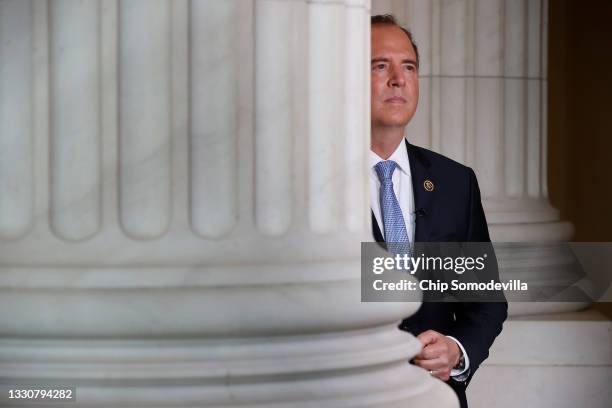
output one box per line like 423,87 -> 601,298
370,138 -> 470,379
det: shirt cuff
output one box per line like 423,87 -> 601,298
446,335 -> 470,377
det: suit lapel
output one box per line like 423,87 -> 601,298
372,212 -> 384,243
405,139 -> 433,242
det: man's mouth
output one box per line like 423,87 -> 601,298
385,96 -> 407,104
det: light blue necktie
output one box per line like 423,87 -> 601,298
375,160 -> 410,255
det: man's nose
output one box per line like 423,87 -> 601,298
389,65 -> 405,87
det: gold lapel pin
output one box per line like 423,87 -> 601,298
423,179 -> 434,192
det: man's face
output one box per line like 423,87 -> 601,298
371,25 -> 419,130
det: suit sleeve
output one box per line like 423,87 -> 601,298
447,168 -> 508,387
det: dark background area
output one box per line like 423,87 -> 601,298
548,0 -> 612,316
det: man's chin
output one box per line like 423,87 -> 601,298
378,117 -> 412,128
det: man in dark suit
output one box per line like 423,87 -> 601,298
370,15 -> 507,408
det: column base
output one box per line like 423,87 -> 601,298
494,241 -> 590,316
0,326 -> 458,407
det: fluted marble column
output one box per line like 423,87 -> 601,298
0,0 -> 33,239
0,1 -> 456,407
373,0 -> 584,315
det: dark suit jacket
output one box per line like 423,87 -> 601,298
372,140 -> 507,408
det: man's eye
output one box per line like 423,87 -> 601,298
373,64 -> 386,70
404,64 -> 416,71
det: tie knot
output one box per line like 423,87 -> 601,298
374,160 -> 398,183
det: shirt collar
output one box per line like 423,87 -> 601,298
369,138 -> 411,177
